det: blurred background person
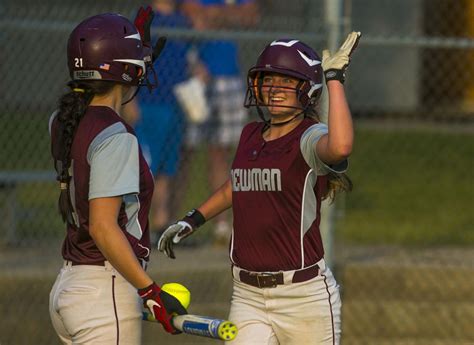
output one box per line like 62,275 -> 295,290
180,0 -> 259,246
124,0 -> 194,246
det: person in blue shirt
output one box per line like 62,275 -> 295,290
181,0 -> 259,246
130,0 -> 193,244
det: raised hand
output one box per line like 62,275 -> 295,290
322,31 -> 361,83
134,6 -> 154,44
134,6 -> 167,63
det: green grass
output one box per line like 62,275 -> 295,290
337,128 -> 474,245
1,114 -> 473,245
0,113 -> 52,170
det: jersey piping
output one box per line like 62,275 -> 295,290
123,193 -> 142,240
300,168 -> 318,269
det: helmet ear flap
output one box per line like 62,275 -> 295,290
244,71 -> 262,107
253,72 -> 265,104
297,79 -> 310,109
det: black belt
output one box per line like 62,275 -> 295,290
235,265 -> 320,288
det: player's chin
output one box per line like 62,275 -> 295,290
268,107 -> 294,118
267,104 -> 288,114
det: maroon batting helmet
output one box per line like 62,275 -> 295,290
245,38 -> 323,111
67,13 -> 148,86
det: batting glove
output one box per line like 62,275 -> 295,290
322,31 -> 361,83
158,209 -> 206,259
138,282 -> 187,334
134,6 -> 167,63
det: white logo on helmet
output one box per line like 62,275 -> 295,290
298,50 -> 321,67
124,33 -> 142,41
115,33 -> 146,72
270,40 -> 299,47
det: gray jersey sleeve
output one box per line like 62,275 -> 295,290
48,110 -> 58,136
300,123 -> 348,175
88,132 -> 140,200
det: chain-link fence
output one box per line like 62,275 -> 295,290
1,0 -> 473,344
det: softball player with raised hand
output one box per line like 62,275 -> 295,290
159,32 -> 361,344
48,8 -> 186,344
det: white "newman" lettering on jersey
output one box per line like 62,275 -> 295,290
231,168 -> 282,192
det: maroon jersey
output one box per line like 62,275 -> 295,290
50,106 -> 154,264
230,118 -> 346,272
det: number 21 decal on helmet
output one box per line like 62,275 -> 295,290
67,13 -> 154,88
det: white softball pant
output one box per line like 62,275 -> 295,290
49,261 -> 142,345
228,260 -> 341,345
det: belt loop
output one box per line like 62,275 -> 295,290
104,261 -> 114,271
232,264 -> 240,280
318,258 -> 326,271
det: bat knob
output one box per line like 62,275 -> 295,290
218,321 -> 238,341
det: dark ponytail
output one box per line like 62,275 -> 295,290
54,80 -> 115,224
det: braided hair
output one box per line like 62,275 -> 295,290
54,80 -> 115,223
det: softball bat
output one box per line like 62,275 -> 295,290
142,312 -> 238,341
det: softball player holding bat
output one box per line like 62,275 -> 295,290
48,8 -> 187,344
159,32 -> 361,344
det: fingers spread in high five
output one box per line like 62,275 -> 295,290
339,31 -> 361,58
322,31 -> 362,83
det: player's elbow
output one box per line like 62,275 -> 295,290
325,134 -> 353,159
337,143 -> 352,158
330,143 -> 352,161
89,220 -> 109,242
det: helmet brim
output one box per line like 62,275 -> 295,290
248,66 -> 311,83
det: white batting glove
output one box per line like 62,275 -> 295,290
322,31 -> 361,83
157,208 -> 206,259
157,221 -> 195,259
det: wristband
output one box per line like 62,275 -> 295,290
324,69 -> 346,84
183,208 -> 206,228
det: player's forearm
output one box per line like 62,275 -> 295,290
90,222 -> 152,289
326,81 -> 354,160
197,179 -> 232,221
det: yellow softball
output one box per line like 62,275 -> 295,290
162,282 -> 191,309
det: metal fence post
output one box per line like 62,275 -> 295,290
320,0 -> 346,269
